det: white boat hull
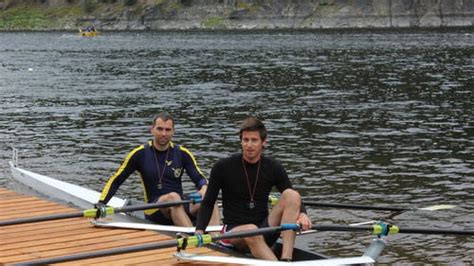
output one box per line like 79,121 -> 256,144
92,220 -> 223,233
174,252 -> 376,265
9,161 -> 126,210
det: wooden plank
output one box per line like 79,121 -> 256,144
3,233 -> 171,263
0,218 -> 86,234
1,230 -> 167,256
0,190 -> 21,197
0,196 -> 51,205
0,208 -> 79,220
0,194 -> 58,202
0,200 -> 61,210
1,203 -> 70,215
54,246 -> 233,265
1,227 -> 137,251
2,223 -> 113,244
0,188 -> 232,265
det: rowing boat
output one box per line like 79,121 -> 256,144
9,149 -> 384,264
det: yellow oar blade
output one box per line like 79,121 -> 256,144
419,204 -> 457,211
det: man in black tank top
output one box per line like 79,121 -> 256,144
196,117 -> 311,261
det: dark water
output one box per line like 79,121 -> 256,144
1,29 -> 473,264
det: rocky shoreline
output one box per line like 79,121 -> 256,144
1,0 -> 473,31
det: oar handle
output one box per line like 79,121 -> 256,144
81,199 -> 199,218
211,224 -> 300,241
116,199 -> 198,213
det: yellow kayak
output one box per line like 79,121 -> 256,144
79,29 -> 100,37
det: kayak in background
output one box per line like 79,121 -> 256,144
79,25 -> 100,37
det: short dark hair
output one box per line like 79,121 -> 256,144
239,116 -> 267,141
152,112 -> 175,127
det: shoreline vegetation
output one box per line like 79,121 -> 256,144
0,0 -> 473,31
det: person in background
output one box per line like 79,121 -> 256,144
86,25 -> 95,32
195,116 -> 311,261
96,112 -> 220,227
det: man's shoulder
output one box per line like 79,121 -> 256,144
174,143 -> 198,159
261,155 -> 284,169
174,143 -> 189,153
262,155 -> 278,163
223,153 -> 241,162
127,143 -> 148,156
214,153 -> 240,166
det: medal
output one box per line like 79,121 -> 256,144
157,182 -> 162,190
248,201 -> 255,210
242,156 -> 261,212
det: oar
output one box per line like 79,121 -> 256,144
0,198 -> 200,227
302,201 -> 456,212
268,196 -> 456,212
299,223 -> 474,236
16,224 -> 300,265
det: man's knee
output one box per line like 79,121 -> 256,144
244,234 -> 266,246
281,189 -> 301,207
160,192 -> 181,202
237,224 -> 265,246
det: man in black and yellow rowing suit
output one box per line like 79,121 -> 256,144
96,112 -> 220,226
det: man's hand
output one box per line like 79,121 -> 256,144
198,185 -> 207,197
297,212 -> 311,231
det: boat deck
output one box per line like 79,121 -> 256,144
0,188 -> 232,265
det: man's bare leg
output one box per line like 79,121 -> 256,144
229,224 -> 278,260
268,189 -> 301,260
158,192 -> 193,226
190,203 -> 221,226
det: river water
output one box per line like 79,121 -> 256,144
0,29 -> 473,264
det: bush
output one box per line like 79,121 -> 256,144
82,0 -> 96,13
124,0 -> 136,6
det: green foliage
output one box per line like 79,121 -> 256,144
82,0 -> 97,14
236,1 -> 255,12
180,0 -> 191,7
318,0 -> 335,6
0,6 -> 52,29
130,4 -> 143,15
167,1 -> 181,11
46,6 -> 85,17
124,0 -> 136,7
201,16 -> 226,29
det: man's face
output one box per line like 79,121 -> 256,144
151,118 -> 174,148
241,130 -> 266,162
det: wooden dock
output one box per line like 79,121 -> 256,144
0,188 -> 231,265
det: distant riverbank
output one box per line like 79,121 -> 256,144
0,0 -> 473,31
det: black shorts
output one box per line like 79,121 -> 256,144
144,201 -> 195,225
219,217 -> 280,248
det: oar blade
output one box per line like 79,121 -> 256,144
418,204 -> 457,211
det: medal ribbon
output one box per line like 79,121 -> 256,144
153,144 -> 170,188
242,156 -> 261,207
